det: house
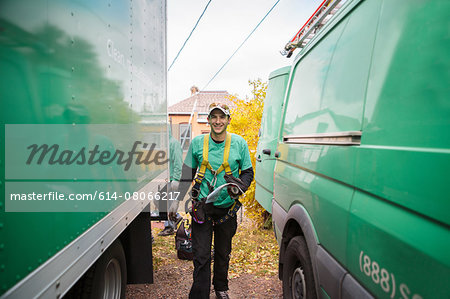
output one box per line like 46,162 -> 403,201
169,86 -> 234,150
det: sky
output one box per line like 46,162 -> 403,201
167,0 -> 324,106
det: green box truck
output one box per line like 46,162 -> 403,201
255,0 -> 450,298
0,1 -> 168,298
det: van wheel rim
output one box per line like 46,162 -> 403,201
292,267 -> 306,299
104,258 -> 122,299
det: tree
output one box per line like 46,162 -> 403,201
228,79 -> 267,227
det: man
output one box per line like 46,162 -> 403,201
158,129 -> 183,236
169,102 -> 253,299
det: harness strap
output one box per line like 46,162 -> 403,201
194,133 -> 232,186
194,135 -> 210,185
211,133 -> 232,175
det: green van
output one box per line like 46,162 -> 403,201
257,0 -> 450,298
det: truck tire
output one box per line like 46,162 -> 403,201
282,236 -> 316,299
64,239 -> 127,299
88,239 -> 127,299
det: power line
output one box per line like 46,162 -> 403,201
168,0 -> 213,72
202,0 -> 281,90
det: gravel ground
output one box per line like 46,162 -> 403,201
126,219 -> 282,299
126,263 -> 282,299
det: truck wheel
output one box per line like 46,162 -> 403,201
282,236 -> 316,299
89,239 -> 127,299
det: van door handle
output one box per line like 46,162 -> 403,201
262,149 -> 271,155
274,151 -> 280,158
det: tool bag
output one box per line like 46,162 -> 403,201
175,219 -> 193,260
191,199 -> 207,224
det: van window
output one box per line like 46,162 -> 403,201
284,0 -> 381,136
263,106 -> 273,137
320,0 -> 380,132
283,18 -> 347,136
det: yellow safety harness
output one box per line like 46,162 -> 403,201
193,132 -> 233,189
190,132 -> 243,225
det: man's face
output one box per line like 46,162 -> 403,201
208,109 -> 231,135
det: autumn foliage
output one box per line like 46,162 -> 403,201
228,79 -> 268,227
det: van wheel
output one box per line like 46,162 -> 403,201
282,236 -> 316,299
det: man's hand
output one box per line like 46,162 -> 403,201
168,200 -> 180,221
224,174 -> 246,199
227,186 -> 241,199
168,180 -> 180,221
169,181 -> 179,192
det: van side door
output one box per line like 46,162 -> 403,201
255,66 -> 290,213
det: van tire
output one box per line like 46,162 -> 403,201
282,236 -> 316,299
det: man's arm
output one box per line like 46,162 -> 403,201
171,140 -> 183,182
224,166 -> 254,199
178,163 -> 196,199
239,167 -> 254,192
168,163 -> 196,221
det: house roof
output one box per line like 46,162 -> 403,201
168,91 -> 235,114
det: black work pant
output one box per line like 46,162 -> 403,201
189,204 -> 238,299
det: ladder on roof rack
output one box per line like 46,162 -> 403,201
282,0 -> 346,58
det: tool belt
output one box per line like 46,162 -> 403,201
190,199 -> 241,225
212,199 -> 241,225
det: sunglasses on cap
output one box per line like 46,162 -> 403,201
208,102 -> 230,116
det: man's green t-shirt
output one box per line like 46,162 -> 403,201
184,133 -> 252,208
